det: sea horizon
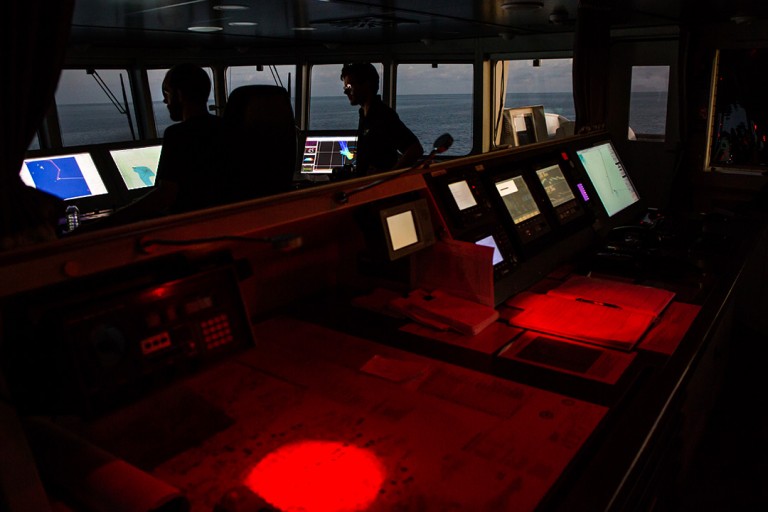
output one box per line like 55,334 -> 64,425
52,92 -> 665,154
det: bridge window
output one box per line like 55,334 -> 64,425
147,67 -> 215,138
395,63 -> 473,156
628,66 -> 669,142
55,69 -> 137,146
309,63 -> 383,130
496,58 -> 575,147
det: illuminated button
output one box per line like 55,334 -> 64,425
201,314 -> 233,348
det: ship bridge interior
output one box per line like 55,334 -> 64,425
3,1 -> 768,511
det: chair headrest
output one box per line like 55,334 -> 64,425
223,85 -> 295,130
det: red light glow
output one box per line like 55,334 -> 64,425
244,440 -> 385,512
145,285 -> 172,300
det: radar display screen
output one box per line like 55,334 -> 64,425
495,176 -> 540,224
536,164 -> 575,208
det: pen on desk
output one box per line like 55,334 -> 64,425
575,297 -> 622,309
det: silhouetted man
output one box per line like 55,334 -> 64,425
340,63 -> 423,176
155,62 -> 225,214
100,63 -> 224,226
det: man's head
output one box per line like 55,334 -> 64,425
162,63 -> 212,121
340,62 -> 379,107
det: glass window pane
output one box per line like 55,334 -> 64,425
309,63 -> 382,130
396,63 -> 473,156
504,58 -> 575,142
148,67 -> 214,137
55,69 -> 137,146
628,65 -> 669,141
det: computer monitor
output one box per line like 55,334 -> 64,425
447,179 -> 478,211
475,234 -> 504,266
536,163 -> 575,208
535,162 -> 585,225
301,132 -> 357,174
379,198 -> 436,260
501,106 -> 548,147
492,172 -> 552,244
575,141 -> 640,218
494,175 -> 541,225
109,144 -> 162,190
20,152 -> 109,201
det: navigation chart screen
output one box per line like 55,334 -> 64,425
20,153 -> 109,200
576,142 -> 640,217
110,145 -> 162,190
495,176 -> 541,224
302,135 -> 357,174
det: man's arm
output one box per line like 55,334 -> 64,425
76,179 -> 178,232
394,140 -> 424,170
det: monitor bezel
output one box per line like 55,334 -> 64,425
378,198 -> 436,261
572,139 -> 644,229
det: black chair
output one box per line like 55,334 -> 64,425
221,85 -> 298,201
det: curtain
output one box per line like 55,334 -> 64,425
1,1 -> 75,250
572,0 -> 613,134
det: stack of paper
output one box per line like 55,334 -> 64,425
390,289 -> 500,336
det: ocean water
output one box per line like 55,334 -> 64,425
54,92 -> 665,154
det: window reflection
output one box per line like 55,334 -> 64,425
708,49 -> 768,171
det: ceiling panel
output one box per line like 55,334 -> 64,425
68,0 -> 768,50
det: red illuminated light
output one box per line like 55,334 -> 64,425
145,285 -> 172,300
244,440 -> 385,511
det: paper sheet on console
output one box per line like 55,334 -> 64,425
412,239 -> 495,307
506,292 -> 654,350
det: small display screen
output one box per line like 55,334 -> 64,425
448,180 -> 477,211
495,176 -> 540,224
536,164 -> 575,208
110,145 -> 162,190
475,235 -> 504,266
576,142 -> 640,217
302,135 -> 357,174
20,153 -> 109,200
386,210 -> 419,251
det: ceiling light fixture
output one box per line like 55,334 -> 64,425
501,1 -> 544,11
188,26 -> 223,32
229,21 -> 258,26
213,4 -> 249,11
292,26 -> 317,31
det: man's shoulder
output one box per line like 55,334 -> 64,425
368,98 -> 400,122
